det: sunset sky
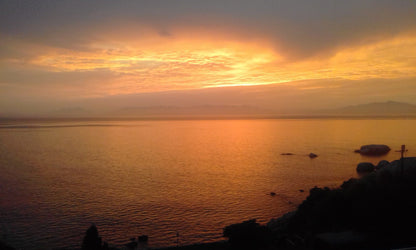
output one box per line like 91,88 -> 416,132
1,1 -> 416,116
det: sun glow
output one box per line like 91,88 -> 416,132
4,30 -> 416,96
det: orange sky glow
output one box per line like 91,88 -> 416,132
4,30 -> 415,97
1,1 -> 416,116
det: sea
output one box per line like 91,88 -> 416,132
0,118 -> 415,249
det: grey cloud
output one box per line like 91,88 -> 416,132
1,1 -> 416,59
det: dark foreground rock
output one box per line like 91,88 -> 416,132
223,219 -> 273,249
156,241 -> 229,250
356,162 -> 375,173
355,144 -> 391,156
267,157 -> 416,249
0,240 -> 15,250
314,231 -> 372,249
375,160 -> 390,170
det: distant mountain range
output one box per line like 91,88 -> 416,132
325,101 -> 416,116
44,101 -> 416,119
116,105 -> 269,116
3,77 -> 416,118
113,101 -> 416,117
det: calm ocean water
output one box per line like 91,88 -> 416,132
0,119 -> 415,249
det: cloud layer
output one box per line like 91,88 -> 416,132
1,1 -> 416,116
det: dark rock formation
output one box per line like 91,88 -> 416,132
314,231 -> 371,249
138,235 -> 148,243
356,162 -> 375,173
382,157 -> 416,177
375,160 -> 390,170
125,240 -> 137,250
0,240 -> 15,250
309,153 -> 318,158
266,157 -> 416,249
223,219 -> 273,249
355,144 -> 390,156
82,225 -> 102,250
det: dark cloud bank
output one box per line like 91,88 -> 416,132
2,0 -> 416,59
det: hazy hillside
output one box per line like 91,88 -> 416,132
115,105 -> 269,117
3,80 -> 416,118
326,101 -> 416,116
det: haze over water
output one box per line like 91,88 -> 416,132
1,118 -> 415,249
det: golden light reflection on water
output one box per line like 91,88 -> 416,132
0,119 -> 415,249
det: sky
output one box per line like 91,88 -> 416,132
1,0 -> 416,116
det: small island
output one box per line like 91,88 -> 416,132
354,144 -> 391,156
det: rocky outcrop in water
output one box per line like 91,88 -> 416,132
309,153 -> 318,158
355,144 -> 391,156
267,157 -> 416,249
356,162 -> 375,173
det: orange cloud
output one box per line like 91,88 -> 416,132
2,29 -> 416,97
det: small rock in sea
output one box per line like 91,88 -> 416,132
376,160 -> 390,170
299,189 -> 304,192
281,153 -> 294,155
355,144 -> 391,156
309,153 -> 318,158
138,235 -> 148,242
356,162 -> 375,174
270,192 -> 276,196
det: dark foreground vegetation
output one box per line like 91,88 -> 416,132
2,158 -> 416,250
